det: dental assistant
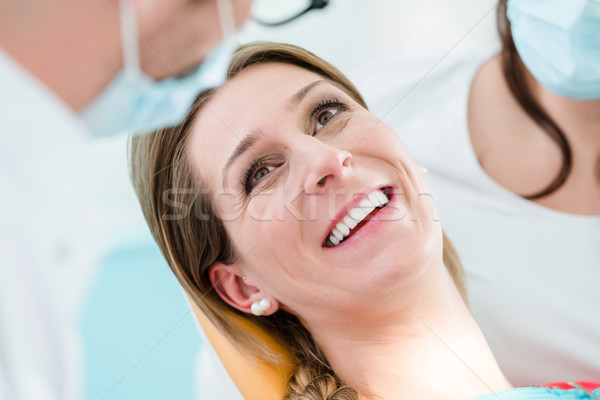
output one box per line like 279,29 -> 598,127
0,0 -> 251,399
354,0 -> 600,385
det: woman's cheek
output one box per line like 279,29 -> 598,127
214,190 -> 244,223
245,194 -> 278,222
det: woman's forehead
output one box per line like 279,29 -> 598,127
201,63 -> 323,130
223,62 -> 324,103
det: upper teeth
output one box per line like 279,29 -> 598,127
327,189 -> 390,247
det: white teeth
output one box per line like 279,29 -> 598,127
336,221 -> 350,236
376,190 -> 389,205
326,189 -> 390,247
331,227 -> 344,241
359,196 -> 374,209
368,191 -> 381,205
344,215 -> 358,230
329,235 -> 340,246
349,207 -> 368,221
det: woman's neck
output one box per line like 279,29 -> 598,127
528,69 -> 600,143
308,264 -> 512,400
524,63 -> 600,213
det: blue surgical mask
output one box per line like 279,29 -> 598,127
80,0 -> 238,136
507,0 -> 600,100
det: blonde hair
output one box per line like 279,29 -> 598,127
130,41 -> 466,400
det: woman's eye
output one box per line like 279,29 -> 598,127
251,165 -> 275,186
315,109 -> 339,133
243,158 -> 284,194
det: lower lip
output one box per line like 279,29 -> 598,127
322,193 -> 399,250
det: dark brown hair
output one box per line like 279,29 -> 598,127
497,0 -> 572,199
130,42 -> 466,400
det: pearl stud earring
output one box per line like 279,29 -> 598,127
251,298 -> 271,316
417,164 -> 428,176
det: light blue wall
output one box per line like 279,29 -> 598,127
80,239 -> 201,400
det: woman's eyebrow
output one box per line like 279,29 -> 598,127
222,130 -> 262,188
289,79 -> 327,111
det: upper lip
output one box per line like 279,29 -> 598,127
322,185 -> 391,246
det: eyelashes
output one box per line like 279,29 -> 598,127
241,97 -> 350,195
242,157 -> 279,195
310,97 -> 349,136
242,159 -> 259,195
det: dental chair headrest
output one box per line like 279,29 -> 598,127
191,300 -> 296,400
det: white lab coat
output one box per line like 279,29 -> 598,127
0,50 -> 107,400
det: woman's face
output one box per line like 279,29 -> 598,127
187,62 -> 442,326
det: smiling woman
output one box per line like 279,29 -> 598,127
130,42 -> 471,399
126,42 -> 595,400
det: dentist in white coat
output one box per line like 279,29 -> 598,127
0,0 -> 252,398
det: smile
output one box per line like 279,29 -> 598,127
323,188 -> 391,248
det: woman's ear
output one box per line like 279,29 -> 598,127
208,262 -> 279,316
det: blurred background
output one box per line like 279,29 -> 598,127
81,0 -> 499,398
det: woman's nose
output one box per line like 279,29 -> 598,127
302,144 -> 352,195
